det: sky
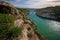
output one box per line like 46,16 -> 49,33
0,0 -> 60,8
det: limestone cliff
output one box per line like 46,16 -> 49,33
36,6 -> 60,22
0,1 -> 44,40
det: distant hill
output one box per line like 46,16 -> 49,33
36,6 -> 60,22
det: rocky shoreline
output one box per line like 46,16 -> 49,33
36,13 -> 60,22
36,6 -> 60,22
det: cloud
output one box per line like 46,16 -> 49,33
0,0 -> 5,1
24,0 -> 48,8
26,0 -> 60,8
48,0 -> 60,1
0,0 -> 60,8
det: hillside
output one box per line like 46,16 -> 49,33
36,6 -> 60,22
0,1 -> 44,40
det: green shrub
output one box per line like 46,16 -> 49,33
0,13 -> 22,40
0,13 -> 16,23
0,24 -> 8,37
10,27 -> 22,37
0,13 -> 16,29
7,27 -> 22,40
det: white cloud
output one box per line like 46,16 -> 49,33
1,0 -> 60,8
0,0 -> 5,1
24,0 -> 60,8
22,0 -> 48,8
48,0 -> 60,1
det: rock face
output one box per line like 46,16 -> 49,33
36,6 -> 60,22
0,1 -> 19,15
0,1 -> 44,40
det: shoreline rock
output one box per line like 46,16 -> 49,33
36,13 -> 60,22
36,6 -> 60,22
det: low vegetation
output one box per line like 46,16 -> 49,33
0,13 -> 22,40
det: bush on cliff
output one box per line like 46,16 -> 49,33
0,13 -> 22,40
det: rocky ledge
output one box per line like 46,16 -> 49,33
0,1 -> 44,40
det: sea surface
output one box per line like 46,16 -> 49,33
28,9 -> 60,40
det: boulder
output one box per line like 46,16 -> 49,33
0,1 -> 19,15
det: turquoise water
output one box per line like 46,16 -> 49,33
28,10 -> 60,40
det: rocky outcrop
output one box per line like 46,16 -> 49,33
0,1 -> 19,15
0,1 -> 44,40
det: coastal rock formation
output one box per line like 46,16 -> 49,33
0,1 -> 44,40
0,1 -> 19,15
36,6 -> 60,22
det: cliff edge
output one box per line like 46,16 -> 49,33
0,1 -> 44,40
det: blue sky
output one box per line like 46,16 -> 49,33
0,0 -> 60,8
